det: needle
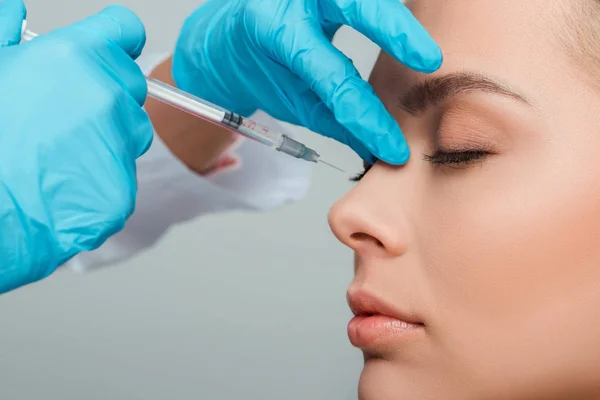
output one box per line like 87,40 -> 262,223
319,159 -> 346,173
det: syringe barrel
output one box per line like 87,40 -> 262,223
235,117 -> 282,147
146,78 -> 227,124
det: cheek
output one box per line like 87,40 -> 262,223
426,162 -> 600,314
418,134 -> 600,390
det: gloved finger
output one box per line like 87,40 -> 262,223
322,21 -> 341,41
66,5 -> 146,59
307,100 -> 376,163
0,0 -> 26,48
52,5 -> 148,105
107,95 -> 154,160
131,108 -> 154,159
273,71 -> 377,162
279,27 -> 409,164
320,0 -> 442,73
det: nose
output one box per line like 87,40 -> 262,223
328,167 -> 410,258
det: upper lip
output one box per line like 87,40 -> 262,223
347,289 -> 424,326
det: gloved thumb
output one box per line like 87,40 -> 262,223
66,5 -> 146,59
0,0 -> 26,48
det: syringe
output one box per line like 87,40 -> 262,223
20,29 -> 344,171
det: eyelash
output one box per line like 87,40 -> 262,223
423,150 -> 488,167
351,150 -> 489,181
351,164 -> 372,182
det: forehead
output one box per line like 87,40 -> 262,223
372,0 -> 572,106
404,0 -> 562,53
411,0 -> 561,71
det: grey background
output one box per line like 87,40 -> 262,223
0,1 -> 381,399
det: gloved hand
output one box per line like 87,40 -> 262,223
173,0 -> 442,164
0,1 -> 153,294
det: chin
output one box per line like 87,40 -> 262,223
358,358 -> 421,400
357,357 -> 468,400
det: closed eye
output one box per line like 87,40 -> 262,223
352,150 -> 489,181
424,150 -> 488,167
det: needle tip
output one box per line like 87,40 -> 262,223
318,159 -> 346,173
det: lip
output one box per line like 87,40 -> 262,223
347,290 -> 425,349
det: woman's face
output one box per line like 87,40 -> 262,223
328,1 -> 600,399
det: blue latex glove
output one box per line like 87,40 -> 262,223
0,1 -> 153,294
173,0 -> 442,164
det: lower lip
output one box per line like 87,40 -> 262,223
347,315 -> 423,348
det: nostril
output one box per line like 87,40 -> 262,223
350,232 -> 385,249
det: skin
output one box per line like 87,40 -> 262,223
328,0 -> 600,399
145,56 -> 237,174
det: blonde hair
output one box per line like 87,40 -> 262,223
559,0 -> 600,90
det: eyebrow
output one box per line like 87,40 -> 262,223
398,72 -> 529,115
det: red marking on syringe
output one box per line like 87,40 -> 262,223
243,120 -> 257,130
